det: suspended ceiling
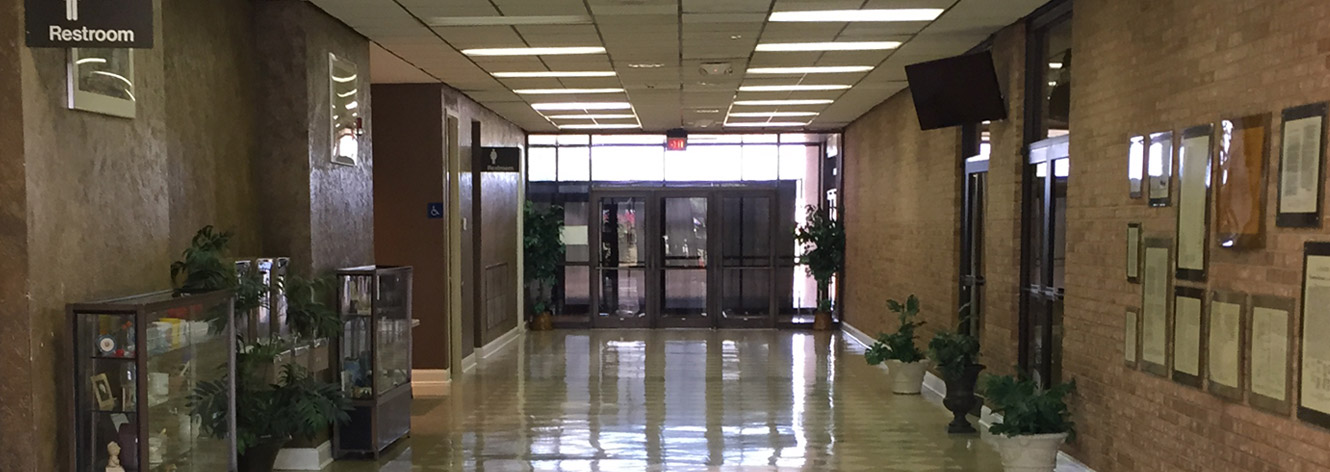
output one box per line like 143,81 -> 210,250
308,0 -> 1048,133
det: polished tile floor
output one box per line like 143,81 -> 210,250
328,330 -> 1009,471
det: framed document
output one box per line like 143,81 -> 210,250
1129,135 -> 1146,199
1176,124 -> 1213,281
1208,291 -> 1245,400
1250,295 -> 1294,415
1126,223 -> 1142,283
1148,131 -> 1174,207
1141,238 -> 1171,377
1173,286 -> 1205,388
1277,103 -> 1327,227
1215,115 -> 1269,249
1125,307 -> 1141,368
1301,242 -> 1330,427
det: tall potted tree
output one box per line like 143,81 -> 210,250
928,304 -> 984,433
982,374 -> 1077,472
865,295 -> 929,394
524,202 -> 565,331
793,205 -> 844,331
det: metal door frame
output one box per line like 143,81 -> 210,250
715,187 -> 780,329
960,157 -> 988,336
1020,135 -> 1070,385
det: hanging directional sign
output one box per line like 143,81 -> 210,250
478,147 -> 521,173
26,0 -> 155,48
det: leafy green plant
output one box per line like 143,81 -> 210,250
190,340 -> 351,454
282,274 -> 339,341
928,304 -> 981,380
524,202 -> 566,314
793,205 -> 845,312
171,226 -> 268,333
865,295 -> 926,364
982,374 -> 1076,439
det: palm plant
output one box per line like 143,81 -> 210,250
793,205 -> 845,313
524,202 -> 566,315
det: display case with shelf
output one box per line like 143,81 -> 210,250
69,290 -> 236,472
334,265 -> 413,457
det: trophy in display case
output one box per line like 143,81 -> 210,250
334,265 -> 414,458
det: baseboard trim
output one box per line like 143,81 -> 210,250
840,322 -> 1095,472
274,440 -> 332,471
477,323 -> 524,359
412,368 -> 450,397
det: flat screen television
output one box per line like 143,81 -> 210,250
904,51 -> 1007,131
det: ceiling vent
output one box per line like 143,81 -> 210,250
699,62 -> 733,76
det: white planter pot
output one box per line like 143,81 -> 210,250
887,359 -> 929,394
994,432 -> 1068,472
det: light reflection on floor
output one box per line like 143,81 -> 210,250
326,330 -> 1005,471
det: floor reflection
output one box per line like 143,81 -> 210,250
328,330 -> 1004,471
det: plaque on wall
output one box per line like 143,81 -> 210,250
1125,307 -> 1141,368
1148,131 -> 1175,207
1277,103 -> 1327,228
1208,291 -> 1245,401
1301,242 -> 1330,428
1129,135 -> 1146,199
1173,286 -> 1205,388
1141,238 -> 1172,377
1250,295 -> 1294,415
1215,115 -> 1269,249
1176,125 -> 1213,281
1126,223 -> 1142,283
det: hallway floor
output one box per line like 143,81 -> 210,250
328,330 -> 1008,471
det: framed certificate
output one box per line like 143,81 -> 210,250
1300,242 -> 1330,428
1125,307 -> 1141,368
1129,135 -> 1146,199
1176,124 -> 1213,281
1215,115 -> 1269,249
1208,291 -> 1245,401
1250,295 -> 1294,415
1141,238 -> 1172,377
1126,223 -> 1142,283
1148,131 -> 1175,207
1277,103 -> 1327,228
1173,286 -> 1205,388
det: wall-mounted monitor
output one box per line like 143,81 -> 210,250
905,51 -> 1007,131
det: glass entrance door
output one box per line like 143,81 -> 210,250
960,159 -> 988,335
657,194 -> 712,328
1021,136 -> 1069,387
594,193 -> 651,328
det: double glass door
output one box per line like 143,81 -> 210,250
1021,136 -> 1069,387
591,188 -> 778,329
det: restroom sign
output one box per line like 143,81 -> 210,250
478,147 -> 521,173
26,0 -> 155,48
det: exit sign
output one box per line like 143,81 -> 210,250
666,129 -> 687,151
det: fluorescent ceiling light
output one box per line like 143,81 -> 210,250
755,41 -> 901,52
747,66 -> 874,74
531,102 -> 633,111
547,114 -> 637,119
559,124 -> 641,129
733,99 -> 834,106
729,111 -> 819,117
427,15 -> 592,26
493,71 -> 616,78
725,122 -> 808,127
462,47 -> 605,56
627,63 -> 664,68
739,84 -> 851,92
769,9 -> 944,22
514,88 -> 625,95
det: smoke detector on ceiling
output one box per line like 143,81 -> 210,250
699,62 -> 733,76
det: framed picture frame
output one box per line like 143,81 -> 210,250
1176,124 -> 1213,282
1129,135 -> 1146,199
1126,223 -> 1142,283
68,48 -> 135,119
1250,295 -> 1294,416
1141,237 -> 1172,377
1215,115 -> 1270,249
1300,242 -> 1330,428
1148,131 -> 1174,207
1208,290 -> 1245,401
1125,307 -> 1141,368
330,53 -> 360,167
1277,102 -> 1327,228
91,373 -> 115,410
1173,286 -> 1205,388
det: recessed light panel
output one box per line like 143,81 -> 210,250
531,102 -> 633,111
725,122 -> 808,127
755,42 -> 901,52
514,88 -> 626,95
747,66 -> 874,74
733,99 -> 834,106
426,15 -> 593,26
559,124 -> 641,129
738,84 -> 852,92
548,114 -> 637,119
729,112 -> 819,117
769,9 -> 944,22
493,71 -> 617,78
462,47 -> 606,56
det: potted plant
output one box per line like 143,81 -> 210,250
928,305 -> 984,433
982,374 -> 1077,472
865,295 -> 929,394
793,205 -> 844,331
281,274 -> 339,372
170,225 -> 267,333
191,340 -> 351,472
524,202 -> 565,331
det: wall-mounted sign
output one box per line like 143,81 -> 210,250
26,0 -> 154,48
427,202 -> 444,219
478,147 -> 521,173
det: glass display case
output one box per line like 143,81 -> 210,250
334,265 -> 413,457
69,290 -> 236,472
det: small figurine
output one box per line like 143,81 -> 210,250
106,442 -> 125,472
